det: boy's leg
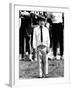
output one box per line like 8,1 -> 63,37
37,50 -> 42,77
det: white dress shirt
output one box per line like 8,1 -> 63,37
51,13 -> 63,23
33,25 -> 50,49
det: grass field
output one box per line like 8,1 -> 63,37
19,57 -> 64,79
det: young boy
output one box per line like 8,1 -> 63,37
33,15 -> 50,77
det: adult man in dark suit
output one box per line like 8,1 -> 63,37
51,12 -> 64,59
19,11 -> 32,60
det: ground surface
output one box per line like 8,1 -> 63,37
19,57 -> 64,79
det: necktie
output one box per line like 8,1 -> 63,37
40,26 -> 43,42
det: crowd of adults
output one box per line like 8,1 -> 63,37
19,10 -> 64,61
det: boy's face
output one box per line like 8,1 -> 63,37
39,20 -> 45,26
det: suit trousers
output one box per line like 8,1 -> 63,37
52,23 -> 64,57
37,45 -> 48,77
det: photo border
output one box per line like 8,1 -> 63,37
9,3 -> 70,87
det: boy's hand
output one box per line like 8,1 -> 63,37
46,47 -> 49,54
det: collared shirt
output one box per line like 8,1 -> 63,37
33,25 -> 50,49
51,13 -> 63,23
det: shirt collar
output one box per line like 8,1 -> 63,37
39,25 -> 44,28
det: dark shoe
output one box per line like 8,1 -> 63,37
42,74 -> 46,78
48,58 -> 52,61
45,74 -> 49,78
20,58 -> 24,61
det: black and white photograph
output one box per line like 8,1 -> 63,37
9,3 -> 70,87
19,10 -> 64,79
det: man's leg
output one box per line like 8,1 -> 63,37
21,37 -> 24,59
59,24 -> 64,58
26,36 -> 30,54
52,24 -> 58,59
52,34 -> 58,58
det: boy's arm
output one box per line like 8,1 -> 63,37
33,28 -> 37,50
46,28 -> 50,53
